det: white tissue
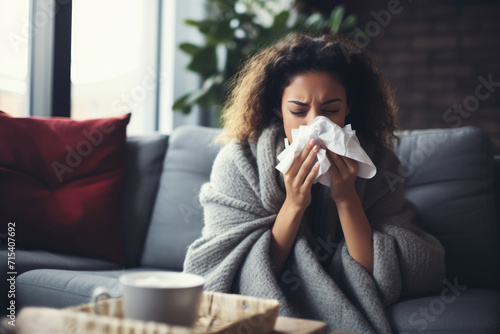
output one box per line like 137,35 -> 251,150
276,116 -> 376,187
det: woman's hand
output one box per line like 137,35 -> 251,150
272,139 -> 319,276
283,138 -> 320,213
323,145 -> 359,205
323,148 -> 373,274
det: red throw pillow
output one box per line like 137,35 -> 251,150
0,111 -> 131,265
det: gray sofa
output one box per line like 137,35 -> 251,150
1,125 -> 499,333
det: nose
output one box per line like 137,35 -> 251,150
304,107 -> 321,126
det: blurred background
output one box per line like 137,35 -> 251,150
1,0 -> 499,152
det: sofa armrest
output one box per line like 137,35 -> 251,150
120,134 -> 169,268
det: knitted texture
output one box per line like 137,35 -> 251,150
183,119 -> 446,333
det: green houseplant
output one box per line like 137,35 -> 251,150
173,0 -> 361,127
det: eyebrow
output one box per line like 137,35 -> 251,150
287,98 -> 342,106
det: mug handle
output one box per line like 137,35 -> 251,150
91,287 -> 112,315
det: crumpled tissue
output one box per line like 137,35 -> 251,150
276,116 -> 377,187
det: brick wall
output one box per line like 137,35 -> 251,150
339,0 -> 500,154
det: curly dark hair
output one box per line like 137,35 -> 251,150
216,31 -> 399,147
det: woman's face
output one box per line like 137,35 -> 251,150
279,71 -> 350,144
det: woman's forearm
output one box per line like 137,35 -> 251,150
336,195 -> 374,275
270,200 -> 305,277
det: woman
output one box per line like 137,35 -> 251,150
182,32 -> 446,333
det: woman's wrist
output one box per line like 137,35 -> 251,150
334,191 -> 360,210
283,197 -> 307,217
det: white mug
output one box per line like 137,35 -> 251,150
92,271 -> 205,327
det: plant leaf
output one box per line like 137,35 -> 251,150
185,19 -> 217,35
179,43 -> 201,55
185,74 -> 224,105
304,13 -> 324,31
211,0 -> 236,11
187,46 -> 217,76
184,19 -> 202,27
172,93 -> 191,111
210,19 -> 232,44
339,14 -> 357,32
273,10 -> 289,28
328,5 -> 344,34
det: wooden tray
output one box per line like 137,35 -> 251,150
13,291 -> 280,334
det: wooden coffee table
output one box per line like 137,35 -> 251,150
272,316 -> 356,334
272,316 -> 328,334
1,312 -> 355,334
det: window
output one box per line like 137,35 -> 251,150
0,0 -> 180,132
0,0 -> 30,117
71,0 -> 160,134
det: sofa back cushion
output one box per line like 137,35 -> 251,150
140,126 -> 223,270
396,127 -> 499,289
121,135 -> 168,267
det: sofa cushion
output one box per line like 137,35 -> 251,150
0,244 -> 123,315
120,135 -> 169,267
140,126 -> 223,270
0,111 -> 130,265
395,127 -> 499,290
16,267 -> 170,310
0,244 -> 122,275
388,288 -> 500,333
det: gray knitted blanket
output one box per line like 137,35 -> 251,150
183,120 -> 446,333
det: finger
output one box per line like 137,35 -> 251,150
328,158 -> 340,182
327,152 -> 341,177
288,138 -> 315,177
296,144 -> 320,185
333,153 -> 349,169
304,161 -> 320,188
343,157 -> 359,173
327,151 -> 343,175
331,153 -> 358,176
335,155 -> 350,177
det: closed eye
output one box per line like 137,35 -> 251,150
289,110 -> 339,115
